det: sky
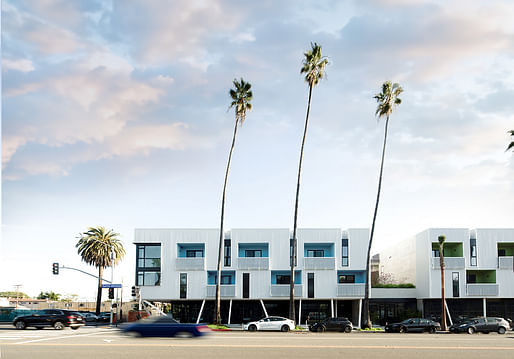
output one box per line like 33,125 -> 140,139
1,0 -> 513,301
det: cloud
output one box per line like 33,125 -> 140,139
3,58 -> 35,72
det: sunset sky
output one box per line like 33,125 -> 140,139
2,0 -> 513,300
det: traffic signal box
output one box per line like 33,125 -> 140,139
108,287 -> 114,299
52,262 -> 59,275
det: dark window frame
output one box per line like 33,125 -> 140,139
245,249 -> 262,258
276,275 -> 291,285
307,249 -> 324,257
342,238 -> 349,267
338,274 -> 355,284
186,249 -> 204,258
470,238 -> 477,266
136,244 -> 161,286
180,273 -> 187,299
224,239 -> 231,266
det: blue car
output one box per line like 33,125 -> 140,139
122,316 -> 210,338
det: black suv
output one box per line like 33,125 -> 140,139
309,317 -> 353,333
13,309 -> 85,330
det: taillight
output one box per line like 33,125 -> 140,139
67,316 -> 76,320
197,325 -> 210,332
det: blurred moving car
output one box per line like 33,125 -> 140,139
244,316 -> 295,332
13,309 -> 85,330
385,318 -> 440,333
309,317 -> 353,333
122,316 -> 209,338
449,317 -> 509,334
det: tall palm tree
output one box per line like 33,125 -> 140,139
507,130 -> 514,152
76,226 -> 125,315
290,43 -> 328,323
362,81 -> 403,329
215,78 -> 252,325
438,235 -> 447,331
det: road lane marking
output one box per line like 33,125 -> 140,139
3,343 -> 513,350
13,331 -> 108,345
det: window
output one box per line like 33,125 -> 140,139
342,238 -> 349,266
307,250 -> 324,257
432,249 -> 440,257
498,249 -> 506,257
467,273 -> 476,284
338,275 -> 355,283
276,275 -> 290,284
245,249 -> 262,257
186,249 -> 203,257
212,274 -> 232,285
290,237 -> 297,266
136,244 -> 161,286
470,239 -> 477,266
452,272 -> 459,297
180,273 -> 187,299
224,239 -> 231,266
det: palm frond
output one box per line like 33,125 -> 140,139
76,226 -> 125,269
374,81 -> 403,119
301,42 -> 329,87
228,78 -> 253,125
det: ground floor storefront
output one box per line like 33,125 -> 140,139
423,298 -> 514,324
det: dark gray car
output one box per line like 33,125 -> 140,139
449,317 -> 509,334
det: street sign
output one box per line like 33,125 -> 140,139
102,284 -> 122,288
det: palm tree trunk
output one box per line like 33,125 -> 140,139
96,266 -> 103,315
362,115 -> 390,329
440,255 -> 447,331
290,83 -> 313,323
215,119 -> 239,325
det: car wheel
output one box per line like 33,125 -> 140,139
429,326 -> 436,334
344,326 -> 352,333
399,326 -> 407,333
175,331 -> 193,338
15,321 -> 26,330
70,326 -> 80,330
53,321 -> 65,330
498,327 -> 506,335
248,325 -> 257,332
281,325 -> 290,332
125,331 -> 141,338
467,327 -> 475,334
318,326 -> 326,333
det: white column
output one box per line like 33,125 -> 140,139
260,299 -> 268,317
445,299 -> 453,325
331,299 -> 334,317
228,300 -> 233,325
196,299 -> 206,324
483,298 -> 487,317
358,299 -> 362,329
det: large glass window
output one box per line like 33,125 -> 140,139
342,238 -> 349,266
452,272 -> 460,297
186,249 -> 204,257
276,275 -> 290,284
470,239 -> 477,266
245,249 -> 262,257
307,250 -> 324,257
224,239 -> 231,266
338,275 -> 355,283
180,273 -> 187,299
136,244 -> 161,286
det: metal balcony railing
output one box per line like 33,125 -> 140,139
206,285 -> 236,297
237,257 -> 269,270
175,257 -> 205,270
337,284 -> 365,297
270,285 -> 302,297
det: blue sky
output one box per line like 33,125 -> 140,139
1,0 -> 513,300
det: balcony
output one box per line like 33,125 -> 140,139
431,257 -> 465,269
206,285 -> 236,297
304,257 -> 335,270
270,285 -> 302,297
175,257 -> 205,270
238,257 -> 269,270
498,256 -> 514,270
337,284 -> 365,297
466,284 -> 499,296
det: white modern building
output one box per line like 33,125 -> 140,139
378,228 -> 514,323
134,228 -> 371,325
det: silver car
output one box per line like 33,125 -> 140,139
244,316 -> 295,332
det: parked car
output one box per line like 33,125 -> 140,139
309,317 -> 353,333
385,318 -> 440,333
97,312 -> 112,322
78,312 -> 98,322
449,317 -> 509,334
244,316 -> 295,332
13,309 -> 85,330
122,315 -> 209,338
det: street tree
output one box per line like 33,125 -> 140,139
507,130 -> 514,152
362,81 -> 403,328
37,291 -> 60,301
215,78 -> 253,325
290,42 -> 328,323
76,226 -> 125,315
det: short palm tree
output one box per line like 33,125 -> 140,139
362,81 -> 403,328
290,43 -> 328,323
215,78 -> 252,325
507,130 -> 514,152
76,226 -> 125,315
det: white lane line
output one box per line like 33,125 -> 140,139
14,331 -> 107,345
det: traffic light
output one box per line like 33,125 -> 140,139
108,288 -> 114,299
52,262 -> 59,275
131,286 -> 136,297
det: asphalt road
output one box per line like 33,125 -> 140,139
1,326 -> 513,359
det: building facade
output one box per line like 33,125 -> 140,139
134,228 -> 371,325
379,228 -> 514,323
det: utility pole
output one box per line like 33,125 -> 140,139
14,285 -> 22,309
